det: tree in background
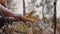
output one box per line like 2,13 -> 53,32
53,0 -> 57,34
23,0 -> 26,15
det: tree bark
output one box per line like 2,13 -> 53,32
53,0 -> 57,34
23,0 -> 26,15
42,0 -> 45,23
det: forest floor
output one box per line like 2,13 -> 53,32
0,22 -> 60,34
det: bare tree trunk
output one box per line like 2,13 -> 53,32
42,0 -> 45,23
53,0 -> 57,34
23,0 -> 26,15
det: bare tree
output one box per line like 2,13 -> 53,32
23,0 -> 26,15
42,0 -> 45,23
53,0 -> 57,34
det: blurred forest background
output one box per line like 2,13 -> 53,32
1,0 -> 60,34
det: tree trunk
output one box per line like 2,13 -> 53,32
53,0 -> 57,34
23,0 -> 26,15
42,0 -> 45,23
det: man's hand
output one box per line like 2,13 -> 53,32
12,13 -> 40,23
